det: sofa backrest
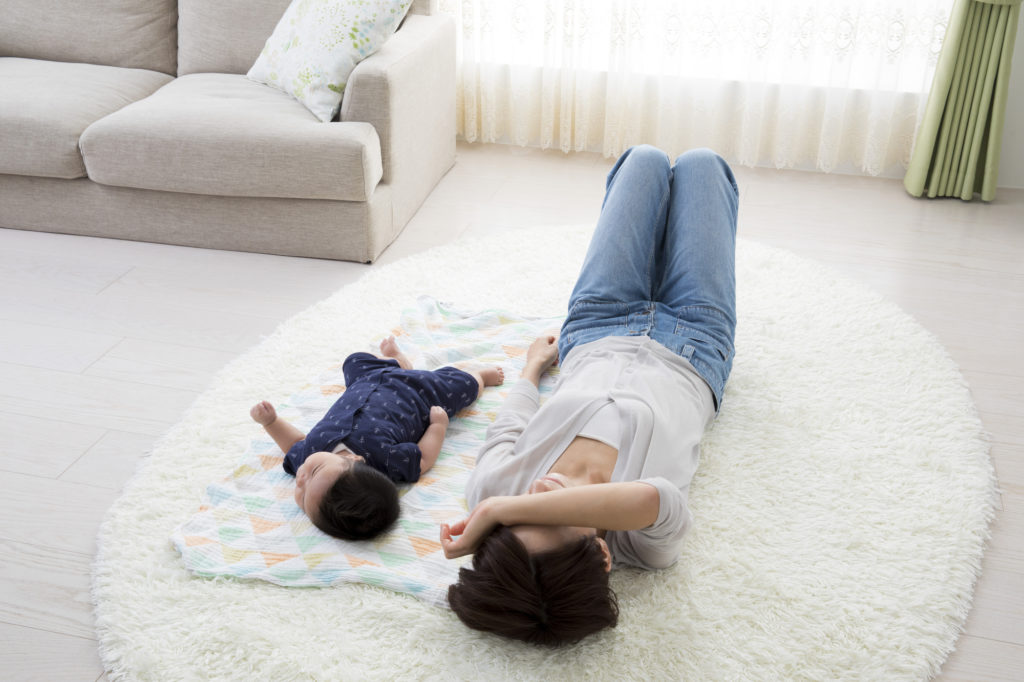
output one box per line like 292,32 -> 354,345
0,0 -> 177,75
177,0 -> 437,76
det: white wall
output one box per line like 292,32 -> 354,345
998,9 -> 1024,189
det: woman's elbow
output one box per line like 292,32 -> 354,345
635,483 -> 662,528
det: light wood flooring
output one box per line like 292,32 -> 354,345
1,141 -> 1021,680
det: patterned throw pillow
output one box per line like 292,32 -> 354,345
248,0 -> 413,122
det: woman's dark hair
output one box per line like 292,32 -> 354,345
315,463 -> 400,540
447,526 -> 618,646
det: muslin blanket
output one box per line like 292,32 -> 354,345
171,297 -> 561,606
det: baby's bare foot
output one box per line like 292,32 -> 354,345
480,366 -> 504,387
379,335 -> 401,358
380,335 -> 413,369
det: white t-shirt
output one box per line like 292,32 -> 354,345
578,401 -> 620,448
466,335 -> 715,569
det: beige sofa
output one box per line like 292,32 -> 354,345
0,0 -> 455,262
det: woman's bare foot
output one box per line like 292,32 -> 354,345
379,335 -> 412,369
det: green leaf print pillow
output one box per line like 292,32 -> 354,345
248,0 -> 413,122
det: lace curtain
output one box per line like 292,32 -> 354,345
440,0 -> 955,176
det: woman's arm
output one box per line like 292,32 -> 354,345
475,335 -> 560,465
440,482 -> 660,559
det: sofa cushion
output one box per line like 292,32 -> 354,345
0,0 -> 177,75
178,0 -> 293,76
247,0 -> 413,122
0,58 -> 173,180
79,74 -> 384,201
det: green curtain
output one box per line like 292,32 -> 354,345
905,0 -> 1021,201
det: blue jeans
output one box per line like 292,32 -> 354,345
559,145 -> 739,409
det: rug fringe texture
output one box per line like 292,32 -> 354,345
93,226 -> 997,681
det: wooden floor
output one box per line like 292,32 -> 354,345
1,141 -> 1021,681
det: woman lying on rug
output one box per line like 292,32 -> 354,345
251,336 -> 504,541
440,145 -> 738,645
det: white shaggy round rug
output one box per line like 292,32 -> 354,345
93,225 -> 996,681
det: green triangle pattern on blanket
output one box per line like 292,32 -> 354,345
398,519 -> 437,535
218,527 -> 248,544
376,551 -> 416,568
269,569 -> 307,583
295,535 -> 325,553
243,496 -> 274,512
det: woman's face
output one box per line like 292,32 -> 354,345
511,473 -> 611,570
511,523 -> 594,554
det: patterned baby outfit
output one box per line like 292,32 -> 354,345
284,353 -> 478,482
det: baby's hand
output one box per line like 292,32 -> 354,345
250,401 -> 277,426
429,406 -> 449,428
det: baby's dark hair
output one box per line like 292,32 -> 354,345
447,526 -> 618,646
314,462 -> 400,541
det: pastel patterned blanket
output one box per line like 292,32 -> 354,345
171,298 -> 561,607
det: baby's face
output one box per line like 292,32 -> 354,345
294,450 -> 364,519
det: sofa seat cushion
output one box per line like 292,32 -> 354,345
0,58 -> 173,180
80,74 -> 384,201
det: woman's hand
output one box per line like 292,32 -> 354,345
440,498 -> 502,559
527,335 -> 559,368
522,335 -> 559,387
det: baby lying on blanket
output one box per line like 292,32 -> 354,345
251,335 -> 504,541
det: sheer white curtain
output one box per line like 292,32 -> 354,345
440,0 -> 954,175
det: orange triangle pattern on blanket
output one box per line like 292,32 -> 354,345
250,516 -> 285,534
184,535 -> 214,547
262,551 -> 297,566
259,455 -> 283,470
320,384 -> 345,396
345,554 -> 379,568
409,537 -> 443,557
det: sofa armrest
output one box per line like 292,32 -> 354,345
340,12 -> 456,187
